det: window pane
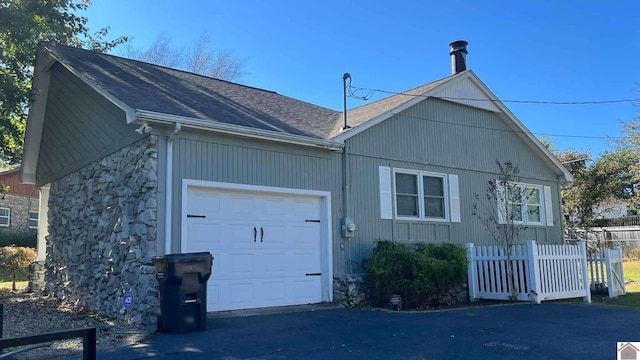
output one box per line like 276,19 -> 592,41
395,173 -> 417,194
423,176 -> 444,196
508,186 -> 522,202
397,195 -> 418,216
527,205 -> 540,222
509,204 -> 522,221
0,208 -> 8,216
525,187 -> 540,205
0,218 -> 8,226
424,197 -> 444,218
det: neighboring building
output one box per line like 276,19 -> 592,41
0,166 -> 39,233
21,41 -> 572,325
593,198 -> 628,220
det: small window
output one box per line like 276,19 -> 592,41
394,170 -> 448,221
28,211 -> 38,229
505,183 -> 543,225
0,208 -> 9,227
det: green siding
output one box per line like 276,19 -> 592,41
37,64 -> 143,186
169,130 -> 348,273
342,98 -> 565,271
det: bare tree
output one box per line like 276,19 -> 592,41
121,32 -> 246,81
472,160 -> 528,301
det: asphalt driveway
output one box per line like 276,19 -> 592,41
84,303 -> 639,360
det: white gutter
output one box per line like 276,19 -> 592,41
136,110 -> 344,152
164,122 -> 182,254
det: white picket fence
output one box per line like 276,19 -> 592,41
587,247 -> 626,298
466,240 -> 592,304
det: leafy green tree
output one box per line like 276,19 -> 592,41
0,0 -> 126,165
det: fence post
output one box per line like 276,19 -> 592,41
466,243 -> 478,302
604,248 -> 614,298
526,240 -> 541,304
578,241 -> 591,303
616,246 -> 626,296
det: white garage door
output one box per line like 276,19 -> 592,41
183,185 -> 325,312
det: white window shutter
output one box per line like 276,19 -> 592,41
449,174 -> 461,223
379,166 -> 393,219
496,180 -> 507,224
544,186 -> 554,226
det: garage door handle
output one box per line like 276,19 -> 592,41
254,227 -> 257,242
260,227 -> 264,242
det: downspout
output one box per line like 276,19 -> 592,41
164,123 -> 182,254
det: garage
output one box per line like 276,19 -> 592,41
181,181 -> 333,312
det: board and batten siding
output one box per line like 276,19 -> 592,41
36,64 -> 144,186
168,131 -> 353,274
342,98 -> 565,271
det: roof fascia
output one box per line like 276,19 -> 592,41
46,47 -> 137,123
20,51 -> 56,184
135,110 -> 344,152
332,72 -> 474,143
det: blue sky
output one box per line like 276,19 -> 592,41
84,0 -> 640,157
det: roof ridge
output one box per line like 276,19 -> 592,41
44,42 -> 280,95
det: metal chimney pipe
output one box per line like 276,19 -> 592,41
449,40 -> 468,74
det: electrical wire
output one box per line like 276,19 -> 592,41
391,112 -> 623,140
348,85 -> 640,105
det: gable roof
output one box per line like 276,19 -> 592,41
43,43 -> 342,140
333,70 -> 574,182
22,43 -> 573,183
328,73 -> 461,138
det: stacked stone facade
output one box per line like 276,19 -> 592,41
46,137 -> 160,326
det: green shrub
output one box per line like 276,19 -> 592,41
0,230 -> 37,248
366,240 -> 467,308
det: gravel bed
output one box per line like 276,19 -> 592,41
0,290 -> 154,359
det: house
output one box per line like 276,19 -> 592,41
0,165 -> 39,235
619,342 -> 639,360
593,198 -> 628,220
21,41 -> 573,326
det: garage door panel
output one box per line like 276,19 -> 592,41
186,186 -> 325,312
226,223 -> 259,249
289,278 -> 322,301
188,192 -> 221,214
187,222 -> 220,249
258,224 -> 286,246
289,225 -> 320,249
260,252 -> 287,277
292,252 -> 322,273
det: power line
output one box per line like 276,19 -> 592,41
348,85 -> 640,105
392,112 -> 623,140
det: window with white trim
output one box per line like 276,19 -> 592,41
28,211 -> 38,229
0,208 -> 9,227
506,183 -> 543,224
394,170 -> 448,221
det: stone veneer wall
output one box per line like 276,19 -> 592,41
46,136 -> 159,326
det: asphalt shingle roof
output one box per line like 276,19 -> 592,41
328,73 -> 463,138
45,43 -> 343,140
44,43 -> 463,141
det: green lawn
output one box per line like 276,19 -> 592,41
623,261 -> 640,293
0,266 -> 29,291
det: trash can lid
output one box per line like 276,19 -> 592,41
153,252 -> 213,263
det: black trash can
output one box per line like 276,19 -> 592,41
153,252 -> 213,334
